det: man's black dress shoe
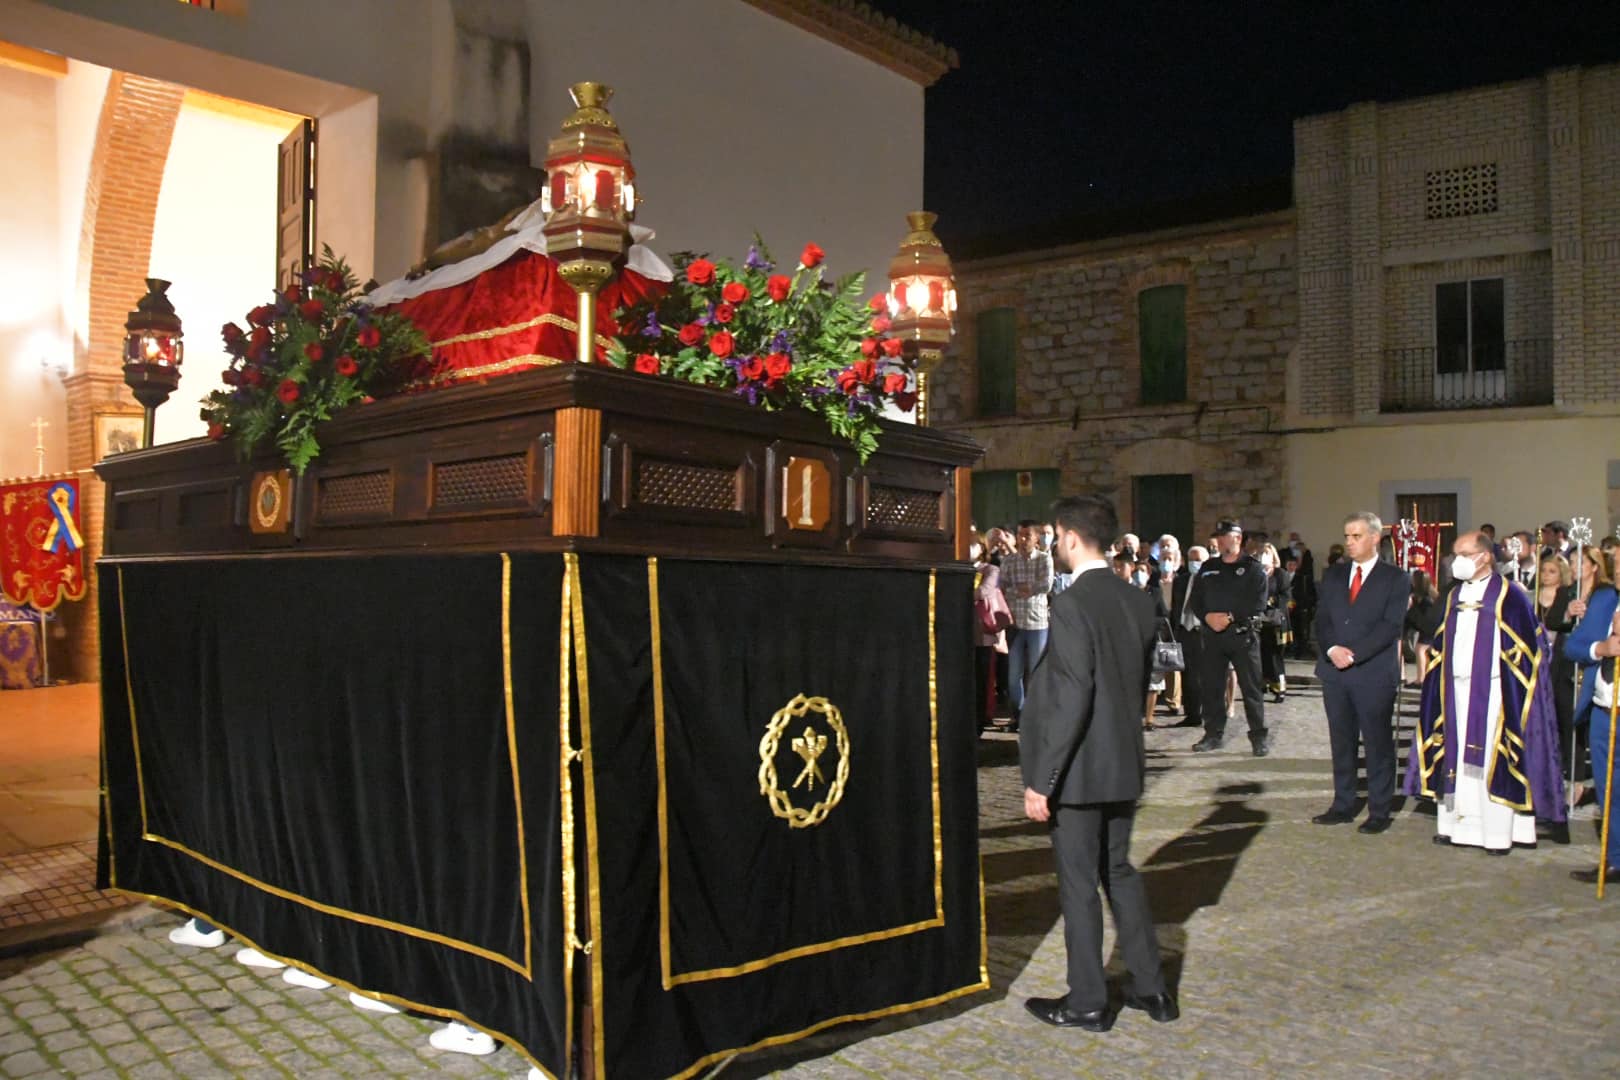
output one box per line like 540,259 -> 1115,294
1311,810 -> 1355,825
1357,816 -> 1392,834
1191,736 -> 1223,752
1024,997 -> 1114,1031
1251,738 -> 1271,758
1432,834 -> 1453,845
1172,717 -> 1203,728
1122,991 -> 1179,1023
1569,866 -> 1620,884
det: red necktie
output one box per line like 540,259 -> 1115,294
1349,565 -> 1363,603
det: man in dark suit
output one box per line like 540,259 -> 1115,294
1168,545 -> 1208,729
1312,510 -> 1410,833
1020,495 -> 1177,1031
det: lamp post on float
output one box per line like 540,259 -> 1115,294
122,279 -> 184,448
541,82 -> 637,365
886,212 -> 957,426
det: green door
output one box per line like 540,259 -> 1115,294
1133,473 -> 1194,551
972,468 -> 1060,533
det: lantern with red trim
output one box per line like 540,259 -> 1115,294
885,212 -> 956,423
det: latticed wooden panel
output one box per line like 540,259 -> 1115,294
867,485 -> 942,531
1425,164 -> 1497,220
317,471 -> 392,519
635,459 -> 738,512
433,453 -> 529,508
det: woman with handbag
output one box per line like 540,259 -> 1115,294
973,536 -> 1014,735
1258,543 -> 1292,703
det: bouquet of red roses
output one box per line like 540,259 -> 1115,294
201,247 -> 429,473
606,239 -> 916,461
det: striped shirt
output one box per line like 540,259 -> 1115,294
1000,550 -> 1053,630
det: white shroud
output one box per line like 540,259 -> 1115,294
1436,577 -> 1537,850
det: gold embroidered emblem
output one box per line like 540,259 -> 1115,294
759,694 -> 849,828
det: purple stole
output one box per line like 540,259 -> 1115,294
1442,574 -> 1503,770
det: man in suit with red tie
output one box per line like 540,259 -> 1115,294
1312,511 -> 1410,833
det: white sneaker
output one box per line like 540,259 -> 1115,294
282,967 -> 332,990
167,920 -> 225,948
428,1021 -> 496,1056
235,947 -> 287,970
348,991 -> 402,1015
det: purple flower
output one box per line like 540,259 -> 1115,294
696,302 -> 715,328
643,310 -> 663,338
769,330 -> 791,355
743,246 -> 773,273
735,383 -> 761,405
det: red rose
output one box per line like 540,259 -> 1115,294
247,305 -> 273,328
708,331 -> 734,358
298,299 -> 325,321
870,314 -> 892,333
221,369 -> 241,387
335,354 -> 359,377
883,372 -> 908,395
766,275 -> 792,303
222,323 -> 245,344
357,325 -> 382,349
880,337 -> 905,358
633,353 -> 660,375
283,286 -> 301,304
764,352 -> 792,380
740,355 -> 765,381
852,358 -> 877,384
304,342 -> 325,363
206,422 -> 226,441
894,390 -> 918,413
714,302 -> 735,324
722,282 -> 750,304
322,268 -> 346,292
678,323 -> 704,347
276,379 -> 301,404
244,367 -> 266,388
859,338 -> 879,358
868,294 -> 889,312
836,367 -> 860,394
685,258 -> 717,286
800,242 -> 824,268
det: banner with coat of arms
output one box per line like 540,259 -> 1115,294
1,475 -> 88,612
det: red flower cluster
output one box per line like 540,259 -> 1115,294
800,243 -> 824,268
766,275 -> 792,303
686,258 -> 717,286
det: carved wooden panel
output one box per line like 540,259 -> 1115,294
432,452 -> 530,509
316,470 -> 393,522
866,484 -> 943,531
634,459 -> 738,512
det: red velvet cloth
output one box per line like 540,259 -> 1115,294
378,251 -> 666,389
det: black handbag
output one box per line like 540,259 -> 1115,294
1152,619 -> 1185,674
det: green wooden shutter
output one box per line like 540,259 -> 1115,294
976,307 -> 1017,417
971,469 -> 1060,531
1138,286 -> 1187,405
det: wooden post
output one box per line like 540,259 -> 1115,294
552,407 -> 602,537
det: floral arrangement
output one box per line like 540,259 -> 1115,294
606,240 -> 916,461
201,248 -> 429,474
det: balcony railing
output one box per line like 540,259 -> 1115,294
1379,339 -> 1553,413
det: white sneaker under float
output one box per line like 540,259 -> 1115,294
282,967 -> 333,990
234,947 -> 287,970
348,991 -> 403,1015
428,1021 -> 496,1056
167,919 -> 225,949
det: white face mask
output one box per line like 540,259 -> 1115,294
1187,560 -> 1203,574
1451,553 -> 1479,581
1132,570 -> 1149,586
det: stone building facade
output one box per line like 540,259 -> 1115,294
1287,64 -> 1620,551
933,211 -> 1297,548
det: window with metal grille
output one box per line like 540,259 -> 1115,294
1425,164 -> 1497,220
976,307 -> 1017,418
1138,285 -> 1187,405
1435,278 -> 1504,374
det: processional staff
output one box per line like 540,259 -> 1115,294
1570,516 -> 1593,819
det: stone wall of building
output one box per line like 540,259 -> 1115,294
933,213 -> 1297,541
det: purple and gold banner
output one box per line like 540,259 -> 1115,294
1,475 -> 88,612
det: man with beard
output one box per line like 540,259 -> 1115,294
1020,494 -> 1176,1031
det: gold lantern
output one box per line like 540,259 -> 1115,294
541,82 -> 637,365
886,212 -> 956,425
122,278 -> 185,448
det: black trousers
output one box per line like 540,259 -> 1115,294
1321,668 -> 1398,818
1173,624 -> 1203,726
1198,628 -> 1266,741
1051,802 -> 1165,1010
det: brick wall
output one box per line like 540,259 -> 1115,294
57,73 -> 184,682
932,214 -> 1297,539
1294,62 -> 1620,422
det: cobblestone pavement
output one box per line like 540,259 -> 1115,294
3,681 -> 1619,1078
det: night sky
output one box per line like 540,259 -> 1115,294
871,1 -> 1620,257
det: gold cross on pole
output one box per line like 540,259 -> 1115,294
31,416 -> 49,477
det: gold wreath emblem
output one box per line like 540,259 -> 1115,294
758,694 -> 850,828
252,473 -> 284,530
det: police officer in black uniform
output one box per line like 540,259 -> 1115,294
1188,519 -> 1270,755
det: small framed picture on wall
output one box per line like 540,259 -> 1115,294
93,412 -> 144,462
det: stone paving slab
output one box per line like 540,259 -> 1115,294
0,683 -> 1617,1078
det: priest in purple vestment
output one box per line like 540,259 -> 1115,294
1403,531 -> 1565,853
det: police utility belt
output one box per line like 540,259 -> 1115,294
1201,616 -> 1261,635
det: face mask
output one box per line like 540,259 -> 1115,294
1187,560 -> 1203,574
1290,542 -> 1302,554
1260,561 -> 1273,573
1159,559 -> 1174,575
1132,570 -> 1149,586
969,543 -> 983,562
1450,554 -> 1479,580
